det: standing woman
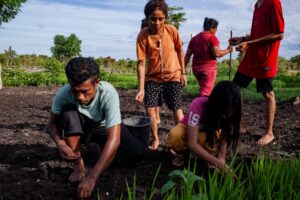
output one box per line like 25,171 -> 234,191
135,0 -> 187,150
185,17 -> 233,96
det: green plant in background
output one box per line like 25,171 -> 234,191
161,162 -> 206,199
125,164 -> 161,200
2,58 -> 67,86
50,33 -> 82,62
0,0 -> 27,27
246,156 -> 300,200
161,157 -> 245,200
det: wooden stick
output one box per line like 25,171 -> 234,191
228,30 -> 233,80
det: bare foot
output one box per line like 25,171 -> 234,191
156,118 -> 161,124
256,133 -> 274,145
148,139 -> 159,151
69,159 -> 85,183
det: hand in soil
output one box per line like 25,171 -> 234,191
217,163 -> 238,181
77,175 -> 96,199
256,133 -> 274,145
58,143 -> 81,160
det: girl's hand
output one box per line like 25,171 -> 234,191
135,91 -> 144,103
216,162 -> 238,181
180,74 -> 187,87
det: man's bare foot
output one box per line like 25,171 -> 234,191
148,139 -> 159,151
69,159 -> 85,183
256,133 -> 274,145
156,118 -> 161,124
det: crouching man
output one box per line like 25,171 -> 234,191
46,57 -> 146,198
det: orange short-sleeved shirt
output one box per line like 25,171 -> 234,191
136,24 -> 183,82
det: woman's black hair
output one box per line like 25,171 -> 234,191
144,0 -> 168,19
141,18 -> 148,29
203,17 -> 219,31
65,57 -> 99,85
202,81 -> 241,152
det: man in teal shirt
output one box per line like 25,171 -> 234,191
47,57 -> 145,199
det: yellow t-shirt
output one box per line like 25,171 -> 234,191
167,123 -> 222,153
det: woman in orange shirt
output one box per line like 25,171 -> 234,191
135,0 -> 187,150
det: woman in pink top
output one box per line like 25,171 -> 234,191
167,81 -> 241,171
185,17 -> 233,96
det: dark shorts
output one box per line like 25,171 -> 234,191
57,104 -> 146,157
233,71 -> 273,93
144,81 -> 182,111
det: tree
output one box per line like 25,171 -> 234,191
0,0 -> 27,27
168,6 -> 186,30
4,46 -> 17,67
290,55 -> 300,70
50,33 -> 82,62
0,64 -> 2,89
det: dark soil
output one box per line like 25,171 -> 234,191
0,86 -> 299,200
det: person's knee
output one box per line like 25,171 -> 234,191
173,109 -> 184,122
167,124 -> 187,152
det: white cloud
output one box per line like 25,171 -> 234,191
0,0 -> 299,59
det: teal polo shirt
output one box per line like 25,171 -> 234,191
51,81 -> 121,129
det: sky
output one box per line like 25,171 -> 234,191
0,0 -> 299,60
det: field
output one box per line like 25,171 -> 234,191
0,86 -> 299,199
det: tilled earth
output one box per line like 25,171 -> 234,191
0,86 -> 299,200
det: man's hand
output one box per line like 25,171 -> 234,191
235,42 -> 248,52
77,175 -> 97,199
57,142 -> 81,160
135,90 -> 144,103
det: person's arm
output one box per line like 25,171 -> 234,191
172,26 -> 187,87
229,35 -> 251,46
235,32 -> 284,52
187,126 -> 228,172
211,45 -> 233,58
217,139 -> 227,164
135,59 -> 146,103
46,112 -> 80,160
184,48 -> 193,69
77,124 -> 121,198
178,48 -> 187,87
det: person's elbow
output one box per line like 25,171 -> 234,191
112,136 -> 121,149
213,52 -> 223,58
187,141 -> 197,152
211,49 -> 223,58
